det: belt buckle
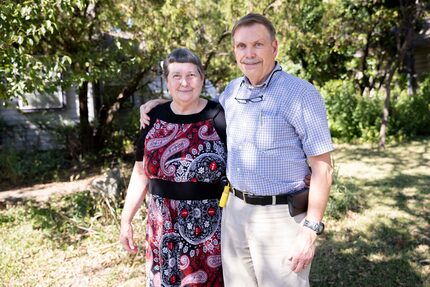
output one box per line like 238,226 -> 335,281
234,188 -> 251,204
241,190 -> 252,204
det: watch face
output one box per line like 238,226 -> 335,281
316,222 -> 325,235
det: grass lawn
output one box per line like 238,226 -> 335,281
1,139 -> 429,286
311,138 -> 430,286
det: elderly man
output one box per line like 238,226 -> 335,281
140,13 -> 333,287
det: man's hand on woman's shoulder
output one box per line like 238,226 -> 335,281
139,98 -> 168,128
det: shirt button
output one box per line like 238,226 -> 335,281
239,145 -> 242,149
236,168 -> 240,171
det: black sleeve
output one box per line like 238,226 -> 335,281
134,107 -> 159,161
213,105 -> 227,145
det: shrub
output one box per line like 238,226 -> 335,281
321,80 -> 360,141
325,167 -> 361,219
0,149 -> 71,190
100,107 -> 140,158
390,76 -> 430,138
321,79 -> 382,142
321,77 -> 430,143
353,93 -> 382,142
52,122 -> 81,158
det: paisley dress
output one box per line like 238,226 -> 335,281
135,101 -> 227,287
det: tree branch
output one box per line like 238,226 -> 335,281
203,31 -> 231,71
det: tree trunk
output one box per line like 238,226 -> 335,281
94,68 -> 150,149
405,50 -> 416,96
378,1 -> 423,148
378,69 -> 395,149
78,81 -> 94,154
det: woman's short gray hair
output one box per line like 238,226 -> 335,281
163,48 -> 205,79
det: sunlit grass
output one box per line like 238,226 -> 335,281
0,194 -> 146,286
0,138 -> 429,286
312,138 -> 430,286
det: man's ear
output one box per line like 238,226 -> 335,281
272,39 -> 278,57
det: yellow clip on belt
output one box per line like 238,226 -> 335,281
219,184 -> 230,207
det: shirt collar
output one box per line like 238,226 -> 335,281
240,62 -> 282,88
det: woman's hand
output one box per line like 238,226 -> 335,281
119,162 -> 148,254
119,222 -> 138,253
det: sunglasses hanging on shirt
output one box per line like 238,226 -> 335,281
234,94 -> 264,104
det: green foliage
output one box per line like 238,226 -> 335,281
322,76 -> 430,143
100,107 -> 140,157
352,94 -> 383,142
277,0 -> 352,84
1,0 -> 428,150
325,167 -> 361,220
0,149 -> 70,190
390,76 -> 430,138
322,77 -> 430,143
17,190 -> 122,246
321,79 -> 382,142
25,195 -> 95,245
50,121 -> 82,159
0,0 -> 72,99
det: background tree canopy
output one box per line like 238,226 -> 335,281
1,0 -> 429,154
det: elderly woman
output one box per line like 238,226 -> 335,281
120,48 -> 226,287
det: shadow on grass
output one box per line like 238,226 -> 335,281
365,173 -> 429,189
334,139 -> 430,171
311,220 -> 424,286
22,191 -> 98,247
365,173 -> 430,222
313,140 -> 429,286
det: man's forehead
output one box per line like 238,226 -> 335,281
233,24 -> 272,43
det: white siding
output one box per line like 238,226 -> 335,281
0,87 -> 81,150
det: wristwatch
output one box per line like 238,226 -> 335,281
303,219 -> 325,235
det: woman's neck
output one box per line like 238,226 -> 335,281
170,98 -> 207,115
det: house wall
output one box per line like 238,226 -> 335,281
414,18 -> 430,77
415,45 -> 430,76
0,88 -> 80,150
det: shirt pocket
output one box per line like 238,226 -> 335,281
256,113 -> 288,151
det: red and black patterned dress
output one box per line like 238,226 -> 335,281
135,101 -> 227,287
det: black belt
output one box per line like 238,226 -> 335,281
150,179 -> 223,200
231,187 -> 310,216
231,187 -> 291,205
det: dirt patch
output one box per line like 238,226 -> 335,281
0,175 -> 100,205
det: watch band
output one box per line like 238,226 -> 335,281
303,219 -> 325,235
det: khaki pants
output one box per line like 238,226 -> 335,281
221,194 -> 311,287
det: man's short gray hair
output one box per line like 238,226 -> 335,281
231,13 -> 276,40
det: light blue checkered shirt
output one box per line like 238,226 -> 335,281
219,63 -> 334,196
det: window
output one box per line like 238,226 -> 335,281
18,87 -> 65,112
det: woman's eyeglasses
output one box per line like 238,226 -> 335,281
234,94 -> 264,104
